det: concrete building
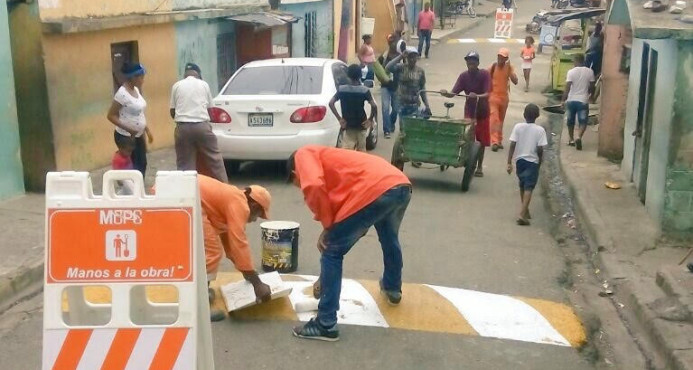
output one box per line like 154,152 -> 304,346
7,0 -> 296,191
0,0 -> 23,200
280,0 -> 334,59
606,0 -> 693,234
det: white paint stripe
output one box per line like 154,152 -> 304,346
456,38 -> 476,43
76,328 -> 117,370
427,285 -> 571,346
42,329 -> 68,370
489,38 -> 506,43
124,328 -> 164,370
286,275 -> 388,328
172,330 -> 194,370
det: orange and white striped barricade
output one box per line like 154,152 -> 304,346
494,8 -> 514,39
42,170 -> 213,369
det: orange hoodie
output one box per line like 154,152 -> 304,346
295,146 -> 410,229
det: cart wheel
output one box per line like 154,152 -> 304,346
461,141 -> 481,192
440,165 -> 448,172
391,137 -> 405,171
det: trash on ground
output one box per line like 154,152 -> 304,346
604,181 -> 622,189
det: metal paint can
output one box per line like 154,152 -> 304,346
260,221 -> 299,273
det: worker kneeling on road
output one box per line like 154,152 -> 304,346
288,145 -> 412,341
198,175 -> 272,320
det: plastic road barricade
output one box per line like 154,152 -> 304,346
42,170 -> 214,369
494,8 -> 514,39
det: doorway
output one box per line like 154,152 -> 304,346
110,41 -> 139,93
632,43 -> 658,204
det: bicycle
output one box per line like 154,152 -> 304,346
446,0 -> 476,17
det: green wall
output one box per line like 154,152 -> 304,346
663,41 -> 693,233
8,2 -> 56,192
0,0 -> 24,199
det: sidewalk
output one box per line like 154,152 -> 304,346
557,124 -> 693,369
0,147 -> 178,312
410,0 -> 501,43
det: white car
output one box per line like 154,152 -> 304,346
210,58 -> 378,172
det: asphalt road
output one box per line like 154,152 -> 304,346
0,2 -> 598,369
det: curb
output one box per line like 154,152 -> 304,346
556,138 -> 693,370
0,258 -> 44,314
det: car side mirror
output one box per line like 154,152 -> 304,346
363,80 -> 374,88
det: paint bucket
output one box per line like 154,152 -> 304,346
260,221 -> 299,273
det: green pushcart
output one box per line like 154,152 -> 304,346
390,92 -> 481,192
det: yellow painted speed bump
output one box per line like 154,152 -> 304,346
73,272 -> 586,348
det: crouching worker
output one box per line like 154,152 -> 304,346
198,174 -> 273,321
288,145 -> 412,341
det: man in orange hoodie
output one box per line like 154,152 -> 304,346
288,146 -> 412,341
198,175 -> 273,320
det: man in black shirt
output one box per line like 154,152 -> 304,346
329,64 -> 378,152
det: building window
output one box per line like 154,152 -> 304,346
217,33 -> 236,92
305,11 -> 318,57
111,41 -> 139,93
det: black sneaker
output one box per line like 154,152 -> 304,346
687,263 -> 693,273
385,132 -> 391,139
576,139 -> 583,150
379,280 -> 402,306
491,144 -> 499,152
210,309 -> 226,322
293,318 -> 339,342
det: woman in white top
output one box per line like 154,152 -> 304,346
106,62 -> 153,178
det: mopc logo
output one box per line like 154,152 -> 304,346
105,230 -> 137,261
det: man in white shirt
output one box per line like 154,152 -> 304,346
507,104 -> 548,226
561,54 -> 595,150
170,63 -> 228,182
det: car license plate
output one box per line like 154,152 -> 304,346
248,113 -> 273,127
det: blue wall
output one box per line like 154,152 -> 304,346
0,0 -> 24,199
280,0 -> 333,58
174,19 -> 236,95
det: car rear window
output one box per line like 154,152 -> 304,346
222,66 -> 324,95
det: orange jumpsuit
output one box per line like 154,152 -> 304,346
198,175 -> 254,279
489,63 -> 515,146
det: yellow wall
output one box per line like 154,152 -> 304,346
38,0 -> 170,20
41,24 -> 178,171
365,0 -> 396,56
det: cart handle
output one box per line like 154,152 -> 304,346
418,90 -> 480,100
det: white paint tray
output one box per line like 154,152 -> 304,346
220,271 -> 292,311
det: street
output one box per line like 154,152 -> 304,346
0,4 -> 599,370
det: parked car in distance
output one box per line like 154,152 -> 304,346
210,58 -> 378,173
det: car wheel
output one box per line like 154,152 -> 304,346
366,121 -> 378,150
224,160 -> 241,175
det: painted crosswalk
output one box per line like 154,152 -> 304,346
448,38 -> 526,44
66,273 -> 586,348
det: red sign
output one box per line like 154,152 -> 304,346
47,208 -> 193,283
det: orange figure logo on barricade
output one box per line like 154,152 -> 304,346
106,230 -> 137,261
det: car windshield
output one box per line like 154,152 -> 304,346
222,66 -> 324,95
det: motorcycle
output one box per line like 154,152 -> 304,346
569,0 -> 590,8
526,10 -> 549,33
553,0 -> 569,9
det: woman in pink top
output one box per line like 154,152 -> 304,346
520,36 -> 536,92
358,34 -> 376,81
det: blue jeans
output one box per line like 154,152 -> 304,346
317,185 -> 412,328
418,30 -> 432,57
381,87 -> 399,134
566,101 -> 589,127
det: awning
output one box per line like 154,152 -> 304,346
227,12 -> 300,28
547,8 -> 606,25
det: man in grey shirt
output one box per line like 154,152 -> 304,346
170,63 -> 228,182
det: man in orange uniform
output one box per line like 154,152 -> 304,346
198,175 -> 272,319
287,146 -> 412,341
489,48 -> 519,152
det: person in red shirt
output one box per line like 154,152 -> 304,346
417,3 -> 435,58
197,175 -> 273,320
288,145 -> 412,341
